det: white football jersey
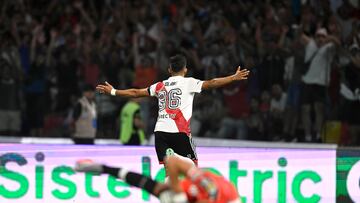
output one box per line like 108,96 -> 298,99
148,76 -> 203,134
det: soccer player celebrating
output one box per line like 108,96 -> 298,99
96,55 -> 250,167
75,155 -> 241,203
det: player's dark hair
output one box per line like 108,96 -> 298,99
169,55 -> 187,73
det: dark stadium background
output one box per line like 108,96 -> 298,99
0,0 -> 359,144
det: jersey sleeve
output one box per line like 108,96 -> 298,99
148,83 -> 158,97
187,77 -> 204,93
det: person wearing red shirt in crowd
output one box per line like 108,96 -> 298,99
217,82 -> 250,140
133,55 -> 158,88
79,55 -> 100,87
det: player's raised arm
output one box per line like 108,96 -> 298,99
96,81 -> 150,98
201,66 -> 250,90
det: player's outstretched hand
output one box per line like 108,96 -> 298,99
233,66 -> 250,81
96,81 -> 113,95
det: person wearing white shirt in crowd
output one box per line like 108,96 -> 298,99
300,28 -> 341,142
72,85 -> 97,144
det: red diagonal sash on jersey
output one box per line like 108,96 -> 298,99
155,82 -> 191,135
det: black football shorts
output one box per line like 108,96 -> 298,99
154,131 -> 197,164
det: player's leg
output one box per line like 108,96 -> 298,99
155,131 -> 170,165
171,133 -> 198,166
155,131 -> 173,177
155,132 -> 197,177
74,160 -> 168,197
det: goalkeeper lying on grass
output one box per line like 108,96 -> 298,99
75,154 -> 240,203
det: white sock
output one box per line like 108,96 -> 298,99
118,169 -> 128,180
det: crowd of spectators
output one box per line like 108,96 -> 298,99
0,0 -> 359,145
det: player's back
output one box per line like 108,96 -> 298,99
148,76 -> 203,134
180,171 -> 239,203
